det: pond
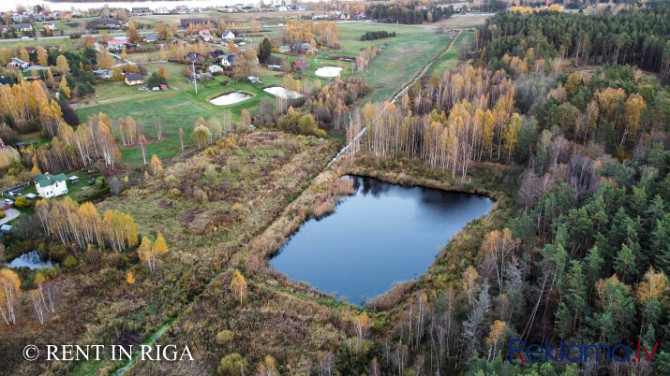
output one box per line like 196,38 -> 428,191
7,250 -> 53,270
209,92 -> 252,106
270,176 -> 494,305
263,86 -> 304,100
315,66 -> 343,78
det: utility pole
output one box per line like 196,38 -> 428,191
192,60 -> 197,94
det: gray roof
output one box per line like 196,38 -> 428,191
126,73 -> 144,81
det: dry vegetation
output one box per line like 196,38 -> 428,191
1,131 -> 338,375
124,147 -> 514,375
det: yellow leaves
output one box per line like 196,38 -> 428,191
0,268 -> 20,293
462,265 -> 480,305
636,268 -> 668,304
257,355 -> 278,376
96,49 -> 114,70
154,233 -> 168,256
126,272 -> 135,285
36,45 -> 48,66
503,113 -> 522,160
59,77 -> 71,99
56,55 -> 69,76
0,268 -> 20,325
137,236 -> 154,271
150,155 -> 163,175
565,71 -> 589,95
623,93 -> 646,136
230,269 -> 248,304
485,320 -> 507,347
548,4 -> 564,12
595,87 -> 626,120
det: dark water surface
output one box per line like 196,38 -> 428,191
270,176 -> 494,304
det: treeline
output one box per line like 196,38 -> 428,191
351,65 -> 518,179
360,30 -> 396,41
0,81 -> 62,136
365,4 -> 455,24
22,112 -> 121,173
261,75 -> 371,134
35,197 -> 138,252
282,20 -> 339,48
337,5 -> 670,375
474,7 -> 670,82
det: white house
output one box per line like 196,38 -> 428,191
9,58 -> 30,71
208,64 -> 223,74
222,30 -> 235,41
35,173 -> 68,198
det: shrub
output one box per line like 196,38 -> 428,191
215,330 -> 234,345
145,72 -> 168,87
14,196 -> 30,208
0,211 -> 5,219
360,30 -> 397,41
64,255 -> 79,268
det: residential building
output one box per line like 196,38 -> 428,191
125,73 -> 145,86
35,173 -> 68,198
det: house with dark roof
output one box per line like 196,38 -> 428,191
132,7 -> 151,15
34,173 -> 68,198
16,23 -> 33,32
143,34 -> 158,42
125,73 -> 144,86
221,53 -> 236,68
222,30 -> 235,41
0,77 -> 14,87
208,49 -> 226,59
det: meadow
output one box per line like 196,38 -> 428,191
425,29 -> 474,76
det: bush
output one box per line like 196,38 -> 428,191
64,255 -> 79,268
145,72 -> 168,87
14,196 -> 30,208
0,211 -> 5,219
360,30 -> 397,41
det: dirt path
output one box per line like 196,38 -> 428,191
391,29 -> 462,103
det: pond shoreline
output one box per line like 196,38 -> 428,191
244,151 -> 511,308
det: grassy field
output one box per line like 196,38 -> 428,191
75,62 -> 281,165
425,30 -> 473,76
345,25 -> 453,103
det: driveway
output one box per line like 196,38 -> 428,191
0,208 -> 20,226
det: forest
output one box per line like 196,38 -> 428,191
474,4 -> 670,83
338,4 -> 670,375
3,3 -> 670,376
365,4 -> 455,25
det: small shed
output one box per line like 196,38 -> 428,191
0,225 -> 13,235
67,176 -> 79,184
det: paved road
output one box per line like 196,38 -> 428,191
0,208 -> 20,226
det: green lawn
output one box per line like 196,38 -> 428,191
352,28 -> 453,103
74,22 -> 453,165
425,30 -> 473,76
76,63 -> 279,165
